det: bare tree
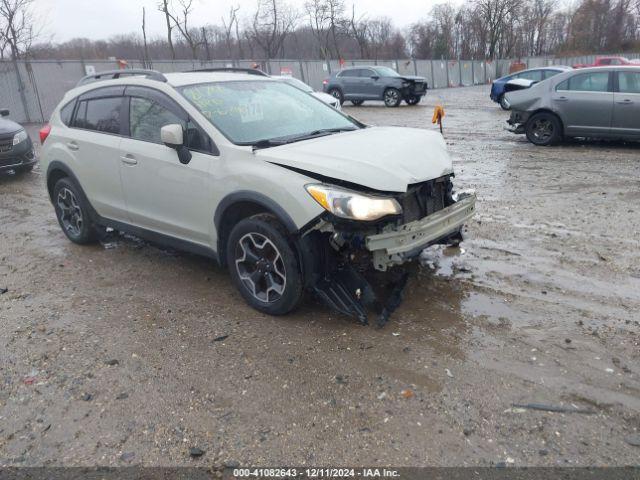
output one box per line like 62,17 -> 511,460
141,7 -> 150,66
157,0 -> 176,59
350,5 -> 369,58
0,0 -> 40,59
222,5 -> 240,60
249,0 -> 298,60
164,0 -> 200,59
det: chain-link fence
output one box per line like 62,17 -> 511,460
1,53 -> 639,123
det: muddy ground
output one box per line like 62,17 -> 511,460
1,85 -> 639,468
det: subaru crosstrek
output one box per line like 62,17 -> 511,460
40,69 -> 476,325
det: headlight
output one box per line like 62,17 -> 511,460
306,184 -> 402,221
13,129 -> 28,146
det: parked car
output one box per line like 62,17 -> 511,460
490,67 -> 571,109
272,75 -> 341,110
40,69 -> 475,325
323,66 -> 428,107
505,66 -> 640,146
0,108 -> 36,174
573,56 -> 637,68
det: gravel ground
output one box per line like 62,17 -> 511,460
1,85 -> 639,468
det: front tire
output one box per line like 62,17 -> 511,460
405,95 -> 421,105
525,112 -> 562,146
383,88 -> 402,107
328,88 -> 344,106
351,100 -> 365,106
52,177 -> 98,244
226,214 -> 303,316
499,94 -> 510,110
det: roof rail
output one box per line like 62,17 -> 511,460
76,69 -> 168,87
191,67 -> 269,77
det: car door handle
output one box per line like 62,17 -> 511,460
120,154 -> 138,166
67,141 -> 79,151
616,99 -> 633,104
554,96 -> 568,102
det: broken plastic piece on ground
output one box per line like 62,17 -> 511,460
511,403 -> 596,414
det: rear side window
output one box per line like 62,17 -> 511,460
618,72 -> 640,94
558,72 -> 610,92
543,70 -> 562,80
516,70 -> 543,81
73,97 -> 122,134
339,70 -> 359,78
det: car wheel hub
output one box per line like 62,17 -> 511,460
532,119 -> 553,141
57,188 -> 83,237
235,232 -> 286,303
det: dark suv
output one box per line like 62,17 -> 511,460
0,108 -> 36,174
323,66 -> 428,107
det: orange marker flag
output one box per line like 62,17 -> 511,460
432,105 -> 445,134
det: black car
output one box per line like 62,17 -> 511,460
0,109 -> 36,174
323,66 -> 428,107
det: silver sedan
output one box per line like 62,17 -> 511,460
505,66 -> 640,146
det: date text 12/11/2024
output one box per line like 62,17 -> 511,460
231,468 -> 401,478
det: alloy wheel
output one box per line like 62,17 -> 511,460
57,188 -> 83,237
384,89 -> 400,106
234,232 -> 286,303
530,118 -> 553,142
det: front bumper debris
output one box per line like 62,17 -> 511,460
303,190 -> 476,327
366,191 -> 476,271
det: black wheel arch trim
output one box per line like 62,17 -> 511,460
214,191 -> 299,235
46,161 -> 101,221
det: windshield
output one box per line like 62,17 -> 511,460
374,67 -> 401,77
281,77 -> 314,93
180,81 -> 358,145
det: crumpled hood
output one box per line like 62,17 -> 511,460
400,75 -> 427,82
257,126 -> 453,192
0,117 -> 22,136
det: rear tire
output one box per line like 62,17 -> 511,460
52,177 -> 99,244
525,112 -> 562,146
328,88 -> 344,106
383,88 -> 402,107
226,214 -> 303,316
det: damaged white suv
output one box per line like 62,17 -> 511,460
40,68 -> 476,326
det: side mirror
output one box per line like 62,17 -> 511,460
0,109 -> 9,117
161,124 -> 192,165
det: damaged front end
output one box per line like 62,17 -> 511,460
299,175 -> 476,327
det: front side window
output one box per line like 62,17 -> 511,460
130,97 -> 184,144
374,67 -> 400,77
129,96 -> 210,152
74,97 -> 122,134
618,72 -> 640,94
180,80 -> 359,145
558,72 -> 610,92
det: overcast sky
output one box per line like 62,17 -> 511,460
36,0 -> 440,42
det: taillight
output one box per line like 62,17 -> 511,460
322,79 -> 328,85
39,124 -> 51,144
